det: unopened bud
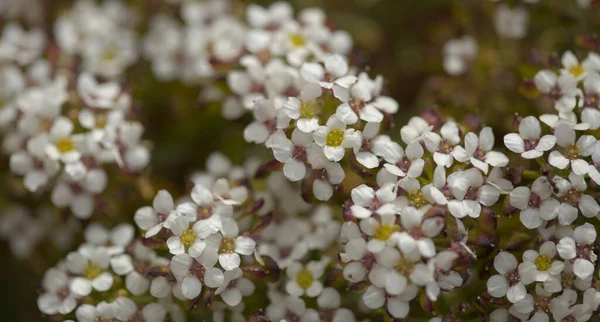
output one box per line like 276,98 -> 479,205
250,212 -> 274,234
479,207 -> 497,232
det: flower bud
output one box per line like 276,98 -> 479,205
478,207 -> 497,232
250,212 -> 274,234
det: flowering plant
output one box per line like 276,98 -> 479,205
1,0 -> 600,321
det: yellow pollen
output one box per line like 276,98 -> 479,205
289,33 -> 306,47
534,255 -> 552,271
409,191 -> 428,208
300,100 -> 318,118
395,257 -> 415,276
326,129 -> 344,147
180,228 -> 197,250
296,268 -> 313,289
219,236 -> 236,253
56,137 -> 74,153
566,144 -> 580,159
569,64 -> 585,77
83,262 -> 102,279
374,224 -> 398,240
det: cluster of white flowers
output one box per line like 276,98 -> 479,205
489,49 -> 600,321
0,14 -> 149,220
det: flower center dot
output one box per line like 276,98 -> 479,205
395,257 -> 414,276
534,255 -> 552,271
219,236 -> 236,253
180,228 -> 197,251
409,191 -> 428,208
568,64 -> 585,77
83,262 -> 102,279
565,144 -> 580,159
56,137 -> 74,153
374,224 -> 397,240
300,100 -> 319,119
289,33 -> 306,47
296,268 -> 313,289
326,129 -> 344,147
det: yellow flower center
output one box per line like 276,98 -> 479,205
56,137 -> 74,153
395,257 -> 415,276
83,262 -> 102,279
300,100 -> 319,119
326,129 -> 344,147
535,255 -> 552,271
180,228 -> 197,251
289,33 -> 306,47
409,191 -> 428,208
219,236 -> 236,254
565,144 -> 580,159
296,268 -> 313,289
95,114 -> 108,128
568,64 -> 585,77
374,224 -> 398,241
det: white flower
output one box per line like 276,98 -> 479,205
313,114 -> 362,162
285,260 -> 326,297
282,82 -> 322,133
75,301 -> 119,322
269,129 -> 313,181
590,141 -> 600,185
243,99 -> 289,144
487,251 -> 532,303
549,123 -> 596,175
493,5 -> 529,39
45,116 -> 82,163
552,173 -> 600,224
166,215 -> 211,258
424,121 -> 464,167
213,218 -> 256,271
77,73 -> 122,109
579,71 -> 600,130
351,122 -> 382,169
37,267 -> 79,315
9,135 -> 60,192
134,190 -> 175,238
392,206 -> 443,258
533,70 -> 581,112
176,184 -> 233,237
560,50 -> 600,81
215,268 -> 255,307
350,183 -> 396,219
510,176 -> 560,229
375,138 -> 425,180
66,246 -> 114,296
84,223 -> 134,256
503,116 -> 556,159
307,145 -> 346,201
0,23 -> 46,65
360,214 -> 399,254
456,127 -> 508,174
443,35 -> 478,76
557,223 -> 597,279
447,168 -> 500,219
170,253 -> 224,299
300,54 -> 357,91
110,242 -> 169,296
521,241 -> 564,283
400,116 -> 432,144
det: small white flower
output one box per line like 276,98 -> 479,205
134,190 -> 175,238
282,82 -> 322,133
66,246 -> 114,296
447,168 -> 500,219
556,223 -> 597,280
533,70 -> 581,112
521,241 -> 564,283
510,176 -> 560,229
552,173 -> 600,224
268,129 -> 313,182
400,116 -> 432,145
170,253 -> 224,299
549,123 -> 596,175
487,251 -> 532,303
443,35 -> 478,76
243,99 -> 289,144
213,218 -> 256,271
285,260 -> 327,297
560,50 -> 600,81
352,122 -> 382,169
350,183 -> 397,219
456,127 -> 508,174
215,268 -> 255,307
45,116 -> 82,163
503,116 -> 556,159
37,267 -> 79,315
493,4 -> 530,39
424,121 -> 464,167
360,214 -> 399,254
313,114 -> 362,162
579,71 -> 600,129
